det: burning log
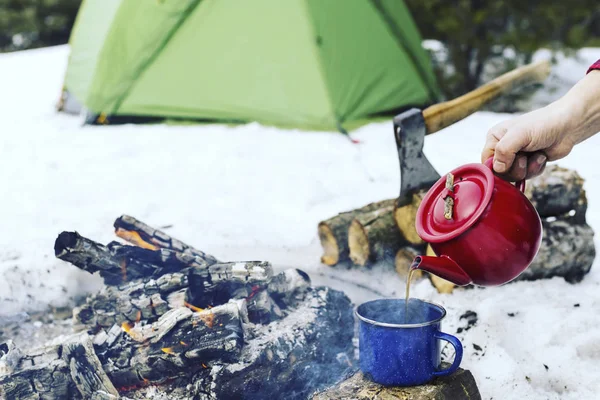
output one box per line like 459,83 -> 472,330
267,268 -> 311,309
3,218 -> 356,399
318,199 -> 395,266
348,203 -> 405,266
55,231 -> 215,286
1,302 -> 245,398
0,333 -> 119,400
187,261 -> 273,308
311,366 -> 481,400
114,215 -> 218,264
73,272 -> 185,330
0,287 -> 354,400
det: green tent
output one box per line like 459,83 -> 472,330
61,0 -> 439,131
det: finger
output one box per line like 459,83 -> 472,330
525,152 -> 547,179
505,153 -> 528,181
481,125 -> 507,163
493,127 -> 532,174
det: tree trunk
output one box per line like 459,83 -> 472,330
311,367 -> 481,400
318,199 -> 394,266
348,204 -> 405,266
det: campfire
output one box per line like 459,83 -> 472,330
0,216 -> 355,399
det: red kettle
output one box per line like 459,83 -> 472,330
412,157 -> 542,286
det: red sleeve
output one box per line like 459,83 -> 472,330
588,59 -> 600,74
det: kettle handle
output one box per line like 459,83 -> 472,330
484,157 -> 526,193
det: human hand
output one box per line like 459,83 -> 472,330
482,70 -> 600,181
481,103 -> 574,181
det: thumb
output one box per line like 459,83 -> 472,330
492,126 -> 532,174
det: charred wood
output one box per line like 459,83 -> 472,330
114,215 -> 218,263
54,231 -> 214,286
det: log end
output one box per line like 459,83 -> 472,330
394,196 -> 426,246
54,231 -> 80,257
348,220 -> 370,267
318,222 -> 340,266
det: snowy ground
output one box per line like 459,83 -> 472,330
1,45 -> 600,399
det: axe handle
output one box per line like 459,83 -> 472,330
423,59 -> 552,135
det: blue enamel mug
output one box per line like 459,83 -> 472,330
356,298 -> 463,386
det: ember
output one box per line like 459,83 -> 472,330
0,215 -> 355,400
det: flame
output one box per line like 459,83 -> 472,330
202,363 -> 208,369
115,228 -> 159,250
161,347 -> 175,355
180,341 -> 188,346
199,312 -> 215,328
247,285 -> 261,300
184,301 -> 204,312
121,321 -> 134,334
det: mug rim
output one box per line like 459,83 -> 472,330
355,298 -> 447,328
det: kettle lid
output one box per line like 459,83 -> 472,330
416,163 -> 495,243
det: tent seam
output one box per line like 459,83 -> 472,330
300,0 -> 343,132
110,0 -> 204,114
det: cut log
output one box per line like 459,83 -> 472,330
394,190 -> 428,245
514,215 -> 596,283
395,246 -> 424,281
425,245 -> 456,294
311,366 -> 481,400
525,165 -> 586,220
114,215 -> 218,263
318,199 -> 395,266
348,203 -> 405,266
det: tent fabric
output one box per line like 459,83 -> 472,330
63,0 -> 439,131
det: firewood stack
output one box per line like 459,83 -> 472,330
318,165 -> 596,293
0,216 -> 355,400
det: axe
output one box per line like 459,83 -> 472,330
393,59 -> 551,244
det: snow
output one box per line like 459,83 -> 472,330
1,44 -> 600,399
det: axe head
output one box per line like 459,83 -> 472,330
394,108 -> 441,207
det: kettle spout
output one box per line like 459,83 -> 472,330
412,255 -> 472,286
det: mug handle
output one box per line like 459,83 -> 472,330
484,156 -> 526,193
432,332 -> 463,378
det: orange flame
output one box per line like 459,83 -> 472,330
202,363 -> 208,369
161,347 -> 175,355
199,313 -> 215,329
184,301 -> 204,312
115,228 -> 159,250
121,321 -> 134,334
120,259 -> 127,282
180,341 -> 188,346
